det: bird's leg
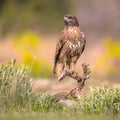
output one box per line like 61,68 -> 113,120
58,60 -> 68,81
70,62 -> 75,72
64,61 -> 69,72
62,58 -> 69,73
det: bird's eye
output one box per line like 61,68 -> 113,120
69,16 -> 72,19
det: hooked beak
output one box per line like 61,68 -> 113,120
64,16 -> 68,21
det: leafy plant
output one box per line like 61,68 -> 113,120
30,93 -> 63,112
0,59 -> 62,113
78,85 -> 120,114
0,59 -> 120,116
0,59 -> 32,112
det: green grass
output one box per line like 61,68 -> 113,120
0,59 -> 63,113
78,85 -> 120,114
0,113 -> 120,120
0,59 -> 32,112
0,59 -> 120,120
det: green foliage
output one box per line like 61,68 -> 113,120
0,59 -> 32,112
96,38 -> 120,77
0,59 -> 63,113
0,59 -> 120,118
30,93 -> 63,112
1,113 -> 120,120
78,85 -> 120,114
0,0 -> 75,36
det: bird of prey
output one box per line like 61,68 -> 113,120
53,14 -> 86,81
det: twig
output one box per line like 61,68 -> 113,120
54,63 -> 90,100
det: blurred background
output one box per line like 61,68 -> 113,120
0,0 -> 120,93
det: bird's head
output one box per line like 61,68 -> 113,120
64,14 -> 79,26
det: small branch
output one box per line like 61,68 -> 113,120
54,63 -> 90,100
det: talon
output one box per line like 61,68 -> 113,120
82,63 -> 89,66
58,72 -> 65,81
81,63 -> 86,67
86,75 -> 89,79
69,70 -> 74,74
87,70 -> 91,74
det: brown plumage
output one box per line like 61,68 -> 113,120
53,14 -> 86,81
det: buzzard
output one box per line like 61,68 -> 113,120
53,14 -> 86,81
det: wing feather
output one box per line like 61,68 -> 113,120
53,32 -> 65,73
80,32 -> 86,54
